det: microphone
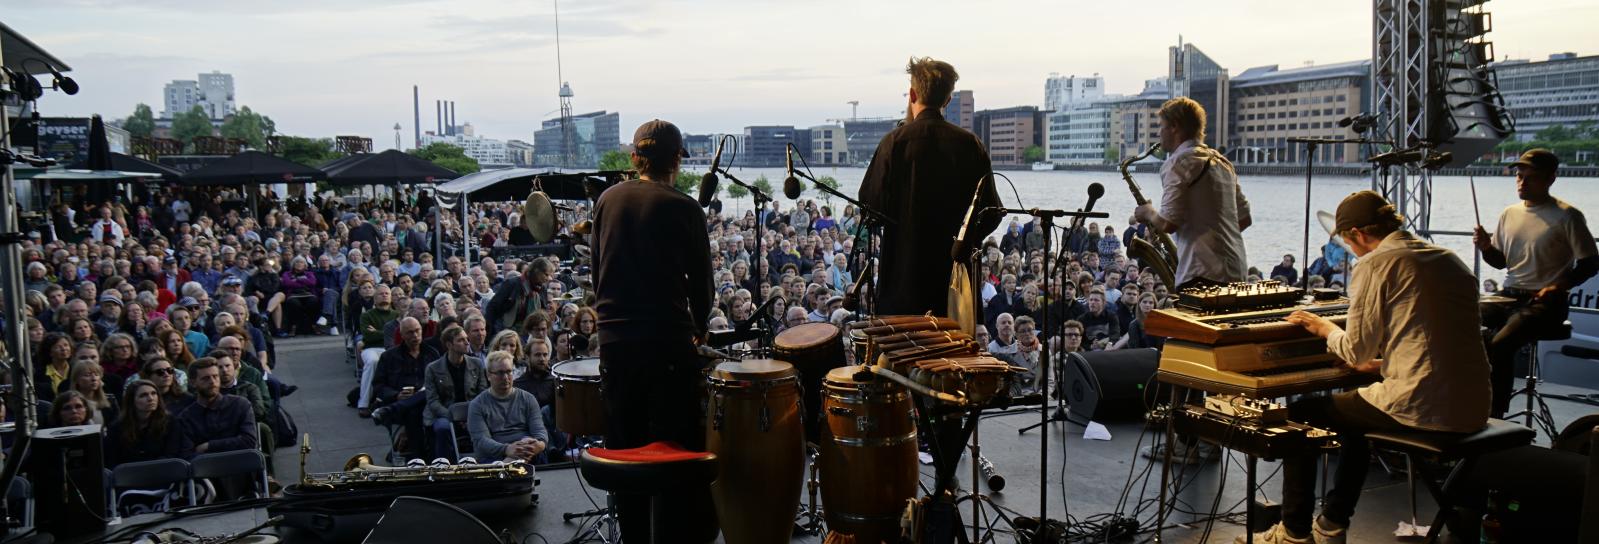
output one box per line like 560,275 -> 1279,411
1422,150 -> 1453,170
1337,112 -> 1376,133
842,269 -> 869,312
783,145 -> 803,200
951,174 -> 992,261
1083,182 -> 1105,211
1368,149 -> 1426,166
978,454 -> 1005,492
699,137 -> 724,207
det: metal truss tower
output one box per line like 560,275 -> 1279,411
555,0 -> 577,168
1372,0 -> 1433,234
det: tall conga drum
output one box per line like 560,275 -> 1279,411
773,323 -> 845,441
818,367 -> 918,543
706,359 -> 805,544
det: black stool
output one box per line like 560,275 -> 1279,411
1366,419 -> 1535,543
579,441 -> 718,544
1510,320 -> 1570,441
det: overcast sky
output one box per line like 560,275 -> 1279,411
12,0 -> 1596,149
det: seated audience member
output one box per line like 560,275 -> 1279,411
46,390 -> 92,428
177,358 -> 258,455
66,361 -> 118,425
423,325 -> 488,461
106,380 -> 194,467
141,358 -> 193,414
468,351 -> 549,463
371,317 -> 437,458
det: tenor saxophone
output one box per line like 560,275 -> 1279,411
1121,144 -> 1180,291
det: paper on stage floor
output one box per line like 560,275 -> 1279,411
1083,421 -> 1112,441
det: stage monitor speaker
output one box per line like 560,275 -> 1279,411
363,496 -> 499,544
30,424 -> 107,537
1061,348 -> 1158,423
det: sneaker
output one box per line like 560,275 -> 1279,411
1311,516 -> 1347,544
1236,523 -> 1312,544
370,407 -> 389,424
358,407 -> 373,419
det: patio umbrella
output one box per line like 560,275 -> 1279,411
325,149 -> 459,186
180,150 -> 325,186
65,152 -> 183,183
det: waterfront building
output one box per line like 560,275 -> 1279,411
1494,53 -> 1599,141
1044,74 -> 1106,112
506,139 -> 534,167
738,126 -> 810,168
843,118 -> 898,166
973,106 -> 1045,168
1105,91 -> 1168,164
1169,40 -> 1230,149
533,110 -> 620,168
809,124 -> 848,165
1228,60 -> 1370,165
1046,102 -> 1114,165
943,90 -> 975,133
424,125 -> 513,169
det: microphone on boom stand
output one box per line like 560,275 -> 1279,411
951,173 -> 993,262
783,146 -> 803,200
698,136 -> 725,207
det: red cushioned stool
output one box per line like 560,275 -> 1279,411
579,441 -> 718,544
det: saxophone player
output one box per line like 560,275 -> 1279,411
1133,97 -> 1252,288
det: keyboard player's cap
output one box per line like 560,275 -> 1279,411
1334,190 -> 1397,234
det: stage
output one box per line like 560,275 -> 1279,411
36,335 -> 1591,543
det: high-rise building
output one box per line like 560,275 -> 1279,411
506,139 -> 535,167
1046,103 -> 1114,165
943,90 -> 975,132
973,107 -> 1045,167
1104,79 -> 1172,163
1169,40 -> 1230,149
534,110 -> 621,167
1044,74 -> 1105,112
809,125 -> 848,165
1493,53 -> 1599,141
1229,60 -> 1371,164
163,71 -> 235,119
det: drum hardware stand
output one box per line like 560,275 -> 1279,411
793,443 -> 826,536
955,409 -> 1019,544
563,440 -> 620,543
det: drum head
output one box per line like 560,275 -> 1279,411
775,322 -> 841,349
553,358 -> 602,379
824,365 -> 872,386
712,359 -> 796,381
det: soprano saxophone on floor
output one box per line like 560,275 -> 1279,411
1121,144 -> 1180,291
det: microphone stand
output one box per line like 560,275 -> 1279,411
788,151 -> 890,317
983,206 -> 1107,537
1286,137 -> 1387,295
715,166 -> 775,327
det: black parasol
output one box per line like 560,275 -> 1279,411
324,149 -> 459,187
180,150 -> 326,186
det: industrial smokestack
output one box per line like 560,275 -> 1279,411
436,100 -> 442,135
412,86 -> 420,149
449,101 -> 457,136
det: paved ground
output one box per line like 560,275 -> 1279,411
268,335 -> 1596,543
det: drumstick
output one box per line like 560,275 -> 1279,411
1470,174 -> 1482,228
863,319 -> 961,337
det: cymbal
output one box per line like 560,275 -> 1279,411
523,191 -> 557,243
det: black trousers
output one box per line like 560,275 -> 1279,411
600,339 -> 718,543
1280,391 -> 1414,536
1481,290 -> 1568,417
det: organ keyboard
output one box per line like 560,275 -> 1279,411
1144,299 -> 1350,346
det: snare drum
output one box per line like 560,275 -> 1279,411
552,358 -> 605,437
773,323 -> 845,441
706,360 -> 805,544
819,366 -> 918,542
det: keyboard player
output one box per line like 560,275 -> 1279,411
1243,190 -> 1491,544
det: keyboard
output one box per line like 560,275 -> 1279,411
1157,354 -> 1379,398
1144,301 -> 1350,346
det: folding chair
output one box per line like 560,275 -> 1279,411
191,450 -> 271,500
7,476 -> 31,528
110,458 -> 195,516
449,402 -> 474,461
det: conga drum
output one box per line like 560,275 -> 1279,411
773,323 -> 845,441
818,366 -> 918,543
552,358 -> 605,436
706,360 -> 805,544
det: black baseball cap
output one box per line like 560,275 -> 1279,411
1334,190 -> 1392,233
1509,148 -> 1559,173
632,119 -> 690,159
